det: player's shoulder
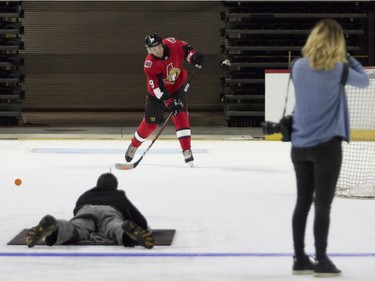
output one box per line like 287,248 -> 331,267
117,189 -> 126,196
163,37 -> 187,47
144,54 -> 157,69
291,57 -> 307,71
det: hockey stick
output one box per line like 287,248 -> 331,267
115,66 -> 199,170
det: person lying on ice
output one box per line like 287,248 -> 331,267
25,172 -> 154,249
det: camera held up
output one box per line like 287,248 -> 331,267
261,115 -> 293,142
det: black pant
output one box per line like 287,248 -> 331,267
291,137 -> 342,259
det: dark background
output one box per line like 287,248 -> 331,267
10,1 -> 374,127
20,1 -> 223,111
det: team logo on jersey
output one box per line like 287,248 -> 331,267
144,60 -> 152,68
166,37 -> 176,43
164,63 -> 180,84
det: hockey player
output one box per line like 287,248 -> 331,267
25,173 -> 154,249
125,33 -> 204,167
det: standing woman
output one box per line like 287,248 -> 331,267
290,19 -> 369,277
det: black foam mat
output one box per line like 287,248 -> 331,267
8,229 -> 175,246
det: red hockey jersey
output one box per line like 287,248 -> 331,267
143,37 -> 196,99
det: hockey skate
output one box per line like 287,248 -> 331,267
25,215 -> 58,248
125,144 -> 138,162
122,220 -> 155,249
183,149 -> 194,167
292,255 -> 314,275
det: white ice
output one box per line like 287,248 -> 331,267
0,139 -> 374,280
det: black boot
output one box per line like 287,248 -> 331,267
314,256 -> 342,277
122,220 -> 154,249
25,215 -> 58,248
292,255 -> 314,275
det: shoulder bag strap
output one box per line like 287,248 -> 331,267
341,63 -> 349,85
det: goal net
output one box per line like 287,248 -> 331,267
336,68 -> 375,198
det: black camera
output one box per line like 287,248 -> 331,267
261,115 -> 293,142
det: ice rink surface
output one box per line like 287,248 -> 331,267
0,139 -> 374,280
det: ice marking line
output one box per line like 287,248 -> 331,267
0,252 -> 374,257
32,148 -> 208,155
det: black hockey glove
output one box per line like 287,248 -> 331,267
191,52 -> 204,68
168,100 -> 183,116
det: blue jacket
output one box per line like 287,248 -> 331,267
291,56 -> 369,147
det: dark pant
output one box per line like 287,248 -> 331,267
291,137 -> 342,259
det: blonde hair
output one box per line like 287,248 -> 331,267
302,19 -> 348,70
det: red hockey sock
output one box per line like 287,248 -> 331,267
172,112 -> 191,151
131,119 -> 157,147
178,136 -> 191,151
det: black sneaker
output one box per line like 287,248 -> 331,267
314,256 -> 342,277
292,255 -> 314,275
125,144 -> 138,162
182,149 -> 194,167
122,220 -> 155,249
25,215 -> 58,248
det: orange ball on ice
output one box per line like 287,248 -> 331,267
14,178 -> 22,186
